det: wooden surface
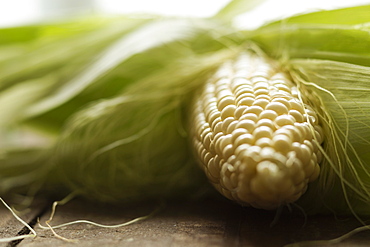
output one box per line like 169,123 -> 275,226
1,197 -> 370,247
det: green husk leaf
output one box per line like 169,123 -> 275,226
4,18 -> 239,134
0,76 -> 57,127
286,59 -> 370,215
263,4 -> 370,26
24,18 -> 220,118
250,5 -> 370,66
0,17 -> 124,45
0,18 -> 148,91
214,0 -> 268,22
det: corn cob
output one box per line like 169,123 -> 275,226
190,52 -> 324,210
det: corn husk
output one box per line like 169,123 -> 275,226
0,12 -> 243,200
1,2 -> 370,216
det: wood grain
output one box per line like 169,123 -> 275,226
0,197 -> 369,246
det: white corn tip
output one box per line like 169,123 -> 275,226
190,53 -> 323,210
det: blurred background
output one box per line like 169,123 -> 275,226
0,0 -> 369,29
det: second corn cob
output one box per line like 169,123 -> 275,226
190,52 -> 324,210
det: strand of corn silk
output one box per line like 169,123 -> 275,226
0,197 -> 37,242
287,59 -> 370,215
284,225 -> 370,247
41,49 -> 239,203
34,193 -> 161,242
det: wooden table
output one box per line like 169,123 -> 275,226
1,197 -> 370,246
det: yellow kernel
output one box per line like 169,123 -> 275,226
252,69 -> 269,78
270,91 -> 291,100
234,133 -> 255,146
230,172 -> 239,189
295,122 -> 313,140
238,159 -> 257,180
214,77 -> 229,87
316,150 -> 323,163
200,148 -> 207,161
275,115 -> 296,127
251,76 -> 268,84
292,143 -> 312,164
274,127 -> 293,139
284,125 -> 304,142
272,97 -> 291,109
304,158 -> 316,179
220,134 -> 232,148
244,105 -> 264,116
214,137 -> 225,154
214,154 -> 223,169
222,144 -> 235,159
235,106 -> 248,119
274,83 -> 292,93
216,89 -> 232,101
226,154 -> 237,165
253,98 -> 270,108
254,88 -> 269,96
256,119 -> 274,129
235,119 -> 256,132
255,94 -> 270,101
230,78 -> 249,91
235,87 -> 254,98
289,110 -> 304,123
213,131 -> 223,144
291,87 -> 299,97
204,103 -> 217,116
221,176 -> 234,191
314,125 -> 324,144
259,147 -> 277,160
236,92 -> 255,102
202,132 -> 212,150
310,163 -> 320,181
289,99 -> 305,114
217,96 -> 235,110
203,151 -> 213,165
288,160 -> 305,185
233,69 -> 250,79
213,121 -> 223,134
255,137 -> 272,148
259,110 -> 279,121
234,143 -> 250,157
221,117 -> 235,133
300,144 -> 312,163
207,158 -> 220,181
221,105 -> 236,119
256,160 -> 279,176
303,139 -> 314,151
207,111 -> 221,125
245,146 -> 262,163
266,102 -> 289,115
272,134 -> 292,153
231,128 -> 249,143
239,113 -> 259,123
226,121 -> 238,134
237,97 -> 255,106
253,81 -> 269,90
253,126 -> 273,139
210,116 -> 222,130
